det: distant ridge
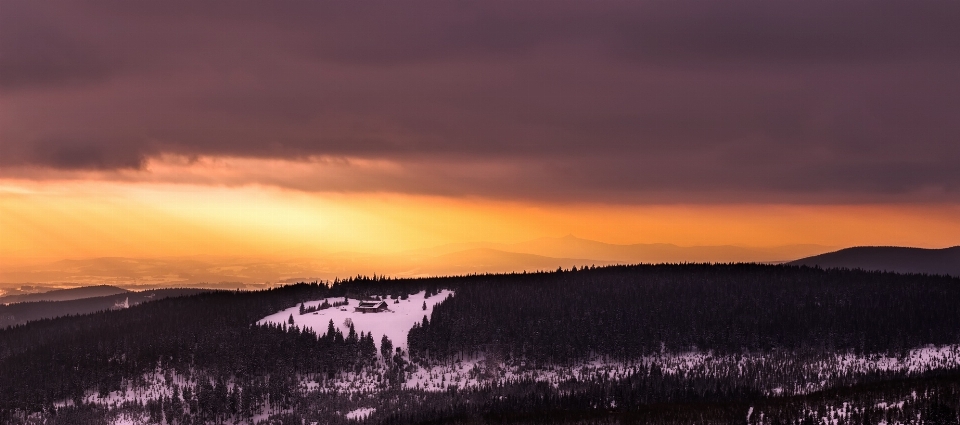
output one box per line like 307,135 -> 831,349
409,235 -> 832,264
0,284 -> 129,304
0,288 -> 209,328
788,246 -> 960,277
407,248 -> 610,276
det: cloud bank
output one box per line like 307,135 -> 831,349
3,0 -> 959,203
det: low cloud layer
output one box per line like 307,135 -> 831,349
3,0 -> 959,203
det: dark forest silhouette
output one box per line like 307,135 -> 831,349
2,264 -> 959,424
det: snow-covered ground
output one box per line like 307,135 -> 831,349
55,367 -> 187,409
49,287 -> 960,424
59,342 -> 960,424
345,407 -> 376,420
53,344 -> 960,424
257,290 -> 454,351
751,391 -> 922,425
110,412 -> 150,425
307,344 -> 960,395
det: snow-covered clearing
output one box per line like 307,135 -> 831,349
831,344 -> 960,374
257,290 -> 454,351
110,412 -> 150,425
782,391 -> 921,425
55,367 -> 189,409
345,407 -> 376,420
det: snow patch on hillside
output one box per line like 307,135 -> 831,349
345,407 -> 376,420
111,412 -> 149,425
833,344 -> 960,374
257,290 -> 453,350
53,343 -> 960,424
399,344 -> 960,395
55,367 -> 188,409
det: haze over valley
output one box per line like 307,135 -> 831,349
0,236 -> 836,294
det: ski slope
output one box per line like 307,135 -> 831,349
257,290 -> 454,351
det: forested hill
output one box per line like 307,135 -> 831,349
0,285 -> 129,304
2,264 -> 960,423
0,288 -> 209,328
0,279 -> 441,418
789,246 -> 960,277
409,264 -> 960,363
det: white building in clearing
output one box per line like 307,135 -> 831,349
354,300 -> 389,313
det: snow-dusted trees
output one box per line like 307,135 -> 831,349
7,268 -> 960,425
409,264 -> 960,363
359,332 -> 378,365
381,335 -> 393,360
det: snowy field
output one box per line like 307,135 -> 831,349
257,290 -> 454,351
344,407 -> 376,420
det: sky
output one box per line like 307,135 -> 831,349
2,1 -> 960,284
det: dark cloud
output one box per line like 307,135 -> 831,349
28,138 -> 147,170
1,0 -> 959,202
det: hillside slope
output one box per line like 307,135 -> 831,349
3,267 -> 960,425
0,285 -> 129,304
789,246 -> 960,277
410,235 -> 832,264
0,288 -> 208,328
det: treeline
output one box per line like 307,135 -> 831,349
300,298 -> 348,315
409,264 -> 960,363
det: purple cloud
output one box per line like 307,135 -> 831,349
2,0 -> 959,203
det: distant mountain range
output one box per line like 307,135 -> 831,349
0,288 -> 209,328
406,235 -> 832,264
789,246 -> 960,277
0,284 -> 129,304
399,248 -> 607,276
10,239 -> 960,289
0,237 -> 835,289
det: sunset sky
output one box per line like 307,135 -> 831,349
2,1 -> 959,285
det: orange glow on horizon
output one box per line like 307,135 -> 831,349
3,175 -> 959,272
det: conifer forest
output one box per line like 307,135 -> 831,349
2,264 -> 959,424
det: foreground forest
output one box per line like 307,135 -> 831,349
2,264 -> 960,424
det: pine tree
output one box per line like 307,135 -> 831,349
381,335 -> 393,360
299,303 -> 305,315
326,319 -> 336,340
347,323 -> 358,344
288,314 -> 294,325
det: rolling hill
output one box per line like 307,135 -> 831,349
407,235 -> 833,264
789,246 -> 960,277
0,284 -> 129,304
0,288 -> 209,328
